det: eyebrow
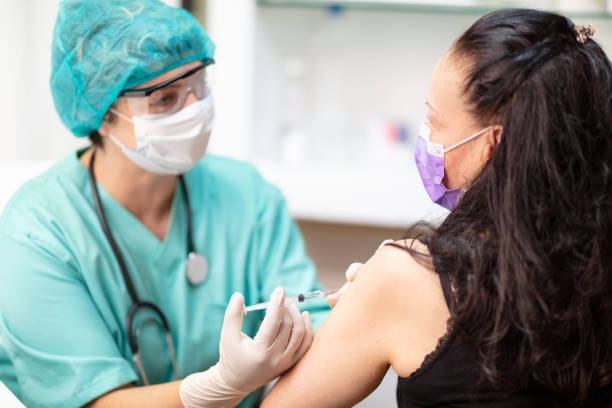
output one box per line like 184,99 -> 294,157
425,100 -> 447,128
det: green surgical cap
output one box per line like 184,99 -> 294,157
50,0 -> 215,137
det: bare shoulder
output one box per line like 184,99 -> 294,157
352,239 -> 451,377
354,239 -> 443,305
367,239 -> 436,279
261,239 -> 452,408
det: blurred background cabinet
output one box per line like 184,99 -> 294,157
200,0 -> 610,229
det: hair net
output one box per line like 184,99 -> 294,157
50,0 -> 215,137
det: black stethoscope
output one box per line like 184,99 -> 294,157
88,149 -> 209,385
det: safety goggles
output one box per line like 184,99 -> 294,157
119,59 -> 214,116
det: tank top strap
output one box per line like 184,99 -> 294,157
384,241 -> 453,310
437,268 -> 453,310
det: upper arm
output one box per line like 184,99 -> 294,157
0,226 -> 136,407
262,240 -> 449,408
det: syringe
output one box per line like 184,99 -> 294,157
244,284 -> 348,314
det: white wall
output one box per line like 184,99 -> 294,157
1,0 -> 26,160
205,0 -> 256,160
1,1 -> 82,162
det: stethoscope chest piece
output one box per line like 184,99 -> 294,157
186,252 -> 209,285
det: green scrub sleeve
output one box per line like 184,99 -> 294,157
254,180 -> 330,331
0,228 -> 137,408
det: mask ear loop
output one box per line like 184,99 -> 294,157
107,108 -> 140,151
110,108 -> 134,124
108,133 -> 135,152
444,126 -> 492,153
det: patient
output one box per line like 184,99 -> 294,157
262,8 -> 612,407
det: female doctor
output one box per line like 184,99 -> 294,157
0,1 -> 330,407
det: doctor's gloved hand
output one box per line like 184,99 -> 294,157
180,287 -> 313,408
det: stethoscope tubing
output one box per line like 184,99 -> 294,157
88,149 -> 189,383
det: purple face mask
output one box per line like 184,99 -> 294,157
415,123 -> 490,210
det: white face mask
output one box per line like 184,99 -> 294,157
109,95 -> 214,175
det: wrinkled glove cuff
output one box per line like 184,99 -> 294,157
179,363 -> 249,408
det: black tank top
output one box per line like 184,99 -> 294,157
387,242 -> 556,407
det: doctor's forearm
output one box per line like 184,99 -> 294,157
83,380 -> 184,408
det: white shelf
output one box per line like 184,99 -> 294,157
258,0 -> 612,17
254,160 -> 448,228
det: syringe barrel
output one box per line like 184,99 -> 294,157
300,290 -> 325,302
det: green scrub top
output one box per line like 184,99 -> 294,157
0,150 -> 329,408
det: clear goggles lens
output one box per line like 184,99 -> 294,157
122,66 -> 211,116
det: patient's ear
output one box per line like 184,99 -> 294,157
480,124 -> 503,165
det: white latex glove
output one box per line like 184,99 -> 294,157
327,239 -> 396,309
180,287 -> 313,408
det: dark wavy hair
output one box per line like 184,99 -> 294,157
88,103 -> 117,148
407,8 -> 612,406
